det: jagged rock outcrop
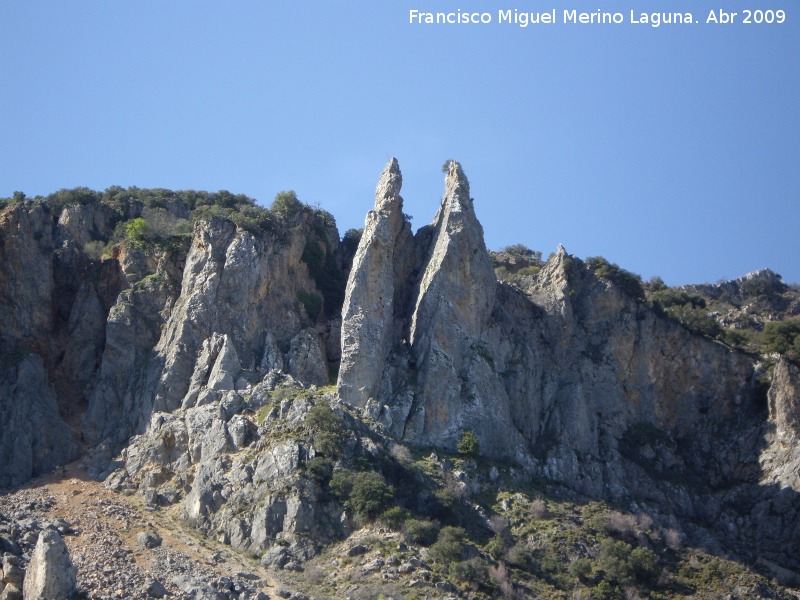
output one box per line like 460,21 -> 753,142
107,383 -> 350,566
769,359 -> 800,438
0,356 -> 78,489
762,358 -> 800,491
3,166 -> 800,586
335,160 -> 800,574
339,161 -> 526,456
338,161 -> 758,479
84,211 -> 336,456
22,530 -> 76,600
338,157 -> 414,407
0,201 -> 117,487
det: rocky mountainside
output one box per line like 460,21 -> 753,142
1,162 -> 799,599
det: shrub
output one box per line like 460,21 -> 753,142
449,558 -> 485,584
488,561 -> 517,598
530,498 -> 549,519
598,539 -> 635,584
348,471 -> 395,521
586,256 -> 645,301
592,580 -> 622,599
650,288 -> 706,310
380,506 -> 411,530
501,244 -> 542,263
297,290 -> 322,321
629,547 -> 659,584
342,228 -> 363,257
646,276 -> 667,293
504,542 -> 535,569
271,190 -> 304,217
305,403 -> 346,457
124,217 -> 151,245
329,469 -> 354,501
305,457 -> 333,485
301,238 -> 345,316
596,540 -> 659,586
429,526 -> 469,564
486,533 -> 510,560
402,518 -> 440,546
83,240 -> 108,261
763,319 -> 800,360
667,304 -> 722,338
429,486 -> 460,521
229,204 -> 276,234
569,557 -> 594,582
457,430 -> 480,457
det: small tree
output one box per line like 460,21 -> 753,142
271,190 -> 303,216
305,403 -> 345,457
429,526 -> 469,563
124,217 -> 151,246
457,430 -> 480,457
348,471 -> 395,521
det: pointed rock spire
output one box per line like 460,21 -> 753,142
375,157 -> 402,205
338,158 -> 413,407
410,160 -> 495,347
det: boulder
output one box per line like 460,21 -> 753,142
22,530 -> 76,600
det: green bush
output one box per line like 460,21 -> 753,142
402,518 -> 440,546
569,557 -> 594,582
586,256 -> 645,301
124,217 -> 151,245
486,533 -> 510,560
501,244 -> 542,263
271,190 -> 304,217
301,237 -> 345,316
329,469 -> 354,500
457,430 -> 480,457
763,319 -> 800,360
667,304 -> 722,339
348,471 -> 395,521
429,526 -> 469,564
630,546 -> 660,584
305,457 -> 333,485
430,486 -> 459,521
650,288 -> 706,310
598,539 -> 635,584
596,539 -> 659,586
591,580 -> 622,599
305,403 -> 346,457
342,228 -> 363,256
449,558 -> 485,584
380,506 -> 410,530
297,290 -> 322,321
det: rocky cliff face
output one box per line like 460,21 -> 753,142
0,201 -> 120,487
336,159 -> 800,572
2,163 -> 800,589
83,211 -> 335,456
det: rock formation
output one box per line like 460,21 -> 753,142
22,530 -> 76,600
338,157 -> 414,408
1,163 -> 800,591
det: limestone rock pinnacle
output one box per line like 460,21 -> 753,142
338,158 -> 413,407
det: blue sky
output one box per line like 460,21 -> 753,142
2,1 -> 798,285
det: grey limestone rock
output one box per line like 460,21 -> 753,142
0,355 -> 79,488
21,530 -> 76,600
768,358 -> 800,439
338,157 -> 414,407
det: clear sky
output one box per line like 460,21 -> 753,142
2,1 -> 798,285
